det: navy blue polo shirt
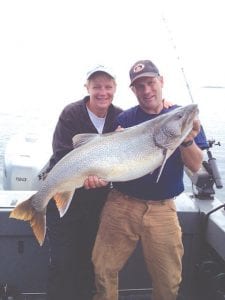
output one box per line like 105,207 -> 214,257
113,104 -> 208,200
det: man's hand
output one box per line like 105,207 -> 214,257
84,175 -> 108,189
183,118 -> 201,143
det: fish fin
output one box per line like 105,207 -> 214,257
9,198 -> 46,246
101,127 -> 131,137
37,161 -> 51,181
72,129 -> 130,148
156,149 -> 171,183
30,211 -> 46,246
72,133 -> 99,148
54,191 -> 74,217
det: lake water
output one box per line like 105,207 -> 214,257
0,88 -> 225,202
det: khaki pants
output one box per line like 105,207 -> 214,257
92,189 -> 184,300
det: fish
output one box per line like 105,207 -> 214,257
9,104 -> 199,245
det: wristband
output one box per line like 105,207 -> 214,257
181,140 -> 194,147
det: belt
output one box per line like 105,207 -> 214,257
147,198 -> 174,205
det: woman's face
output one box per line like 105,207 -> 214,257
86,72 -> 117,117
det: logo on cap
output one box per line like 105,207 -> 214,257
133,63 -> 145,73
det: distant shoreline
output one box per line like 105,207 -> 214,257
203,86 -> 225,89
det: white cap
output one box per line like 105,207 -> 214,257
86,65 -> 116,80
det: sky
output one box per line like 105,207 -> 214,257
0,0 -> 225,115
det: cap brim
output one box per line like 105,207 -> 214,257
87,67 -> 115,80
130,72 -> 159,86
87,71 -> 115,80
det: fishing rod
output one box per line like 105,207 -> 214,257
161,15 -> 195,104
161,15 -> 223,197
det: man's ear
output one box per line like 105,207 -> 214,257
159,75 -> 164,87
130,85 -> 136,94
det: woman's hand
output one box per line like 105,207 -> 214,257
83,175 -> 108,189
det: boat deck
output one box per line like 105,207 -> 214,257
0,191 -> 224,300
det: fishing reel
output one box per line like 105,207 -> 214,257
185,139 -> 223,199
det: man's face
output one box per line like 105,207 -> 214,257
132,76 -> 164,113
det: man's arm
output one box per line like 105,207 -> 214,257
179,119 -> 203,173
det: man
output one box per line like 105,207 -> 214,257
91,60 -> 208,300
45,65 -> 122,300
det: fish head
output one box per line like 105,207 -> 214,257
154,104 -> 199,151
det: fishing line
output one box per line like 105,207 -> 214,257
161,15 -> 195,104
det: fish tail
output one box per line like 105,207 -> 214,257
9,198 -> 46,246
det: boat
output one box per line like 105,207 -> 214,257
2,133 -> 52,191
0,134 -> 225,300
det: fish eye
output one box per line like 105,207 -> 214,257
176,113 -> 183,119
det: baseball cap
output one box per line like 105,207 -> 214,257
86,65 -> 116,80
129,60 -> 160,86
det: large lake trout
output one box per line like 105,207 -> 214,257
10,104 -> 199,245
